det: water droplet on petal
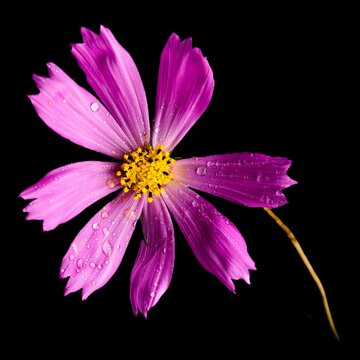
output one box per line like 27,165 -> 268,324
196,167 -> 208,176
92,222 -> 99,230
90,102 -> 100,112
102,227 -> 109,237
256,175 -> 263,181
276,190 -> 283,196
62,99 -> 67,104
86,244 -> 91,249
191,200 -> 198,207
77,259 -> 83,268
123,207 -> 136,221
101,211 -> 109,219
97,264 -> 103,270
106,179 -> 117,188
154,127 -> 160,133
102,241 -> 112,256
90,262 -> 96,268
60,268 -> 65,274
162,248 -> 167,254
69,254 -> 74,261
150,291 -> 155,298
105,112 -> 110,117
92,281 -> 96,285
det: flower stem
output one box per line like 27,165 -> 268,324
263,207 -> 340,341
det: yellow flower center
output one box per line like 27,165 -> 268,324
116,145 -> 175,203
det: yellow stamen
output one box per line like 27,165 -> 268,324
263,207 -> 340,341
117,145 -> 175,203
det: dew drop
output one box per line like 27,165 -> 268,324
191,200 -> 198,207
90,102 -> 100,112
162,248 -> 167,254
276,190 -> 283,196
102,241 -> 112,256
154,127 -> 160,134
92,281 -> 96,286
90,262 -> 96,268
256,175 -> 263,181
105,112 -> 110,117
97,264 -> 103,270
60,268 -> 65,274
150,291 -> 155,298
77,259 -> 83,268
101,211 -> 109,219
261,195 -> 274,205
92,222 -> 100,230
62,99 -> 67,104
102,227 -> 110,237
106,179 -> 117,189
86,244 -> 91,249
69,254 -> 74,261
123,207 -> 136,220
196,167 -> 208,176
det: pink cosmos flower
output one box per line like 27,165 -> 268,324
20,26 -> 296,317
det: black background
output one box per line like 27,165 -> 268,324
7,2 -> 355,357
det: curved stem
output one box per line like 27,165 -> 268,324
263,207 -> 340,341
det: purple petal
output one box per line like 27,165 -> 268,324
72,26 -> 150,148
152,33 -> 214,151
60,192 -> 144,300
29,63 -> 133,158
162,183 -> 255,291
20,161 -> 121,231
173,153 -> 297,208
130,196 -> 175,318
